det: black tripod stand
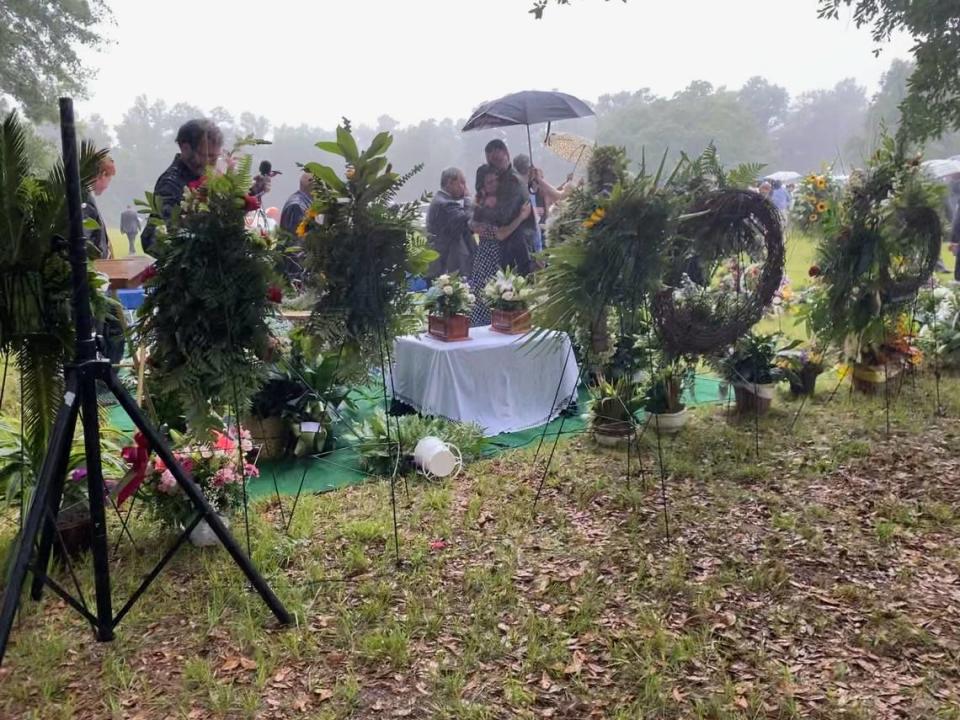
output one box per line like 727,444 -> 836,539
0,98 -> 292,667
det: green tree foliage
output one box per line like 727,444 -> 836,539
818,0 -> 960,142
865,58 -> 960,158
738,77 -> 790,131
597,81 -> 772,171
773,79 -> 869,172
0,1 -> 111,121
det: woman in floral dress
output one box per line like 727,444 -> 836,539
469,167 -> 531,326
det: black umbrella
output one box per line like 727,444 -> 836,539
462,90 -> 595,165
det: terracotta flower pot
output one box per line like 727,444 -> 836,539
428,314 -> 470,341
491,308 -> 531,334
733,382 -> 774,416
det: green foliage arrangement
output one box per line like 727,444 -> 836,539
789,172 -> 842,236
347,412 -> 487,476
248,329 -> 362,457
300,121 -> 436,355
0,110 -> 114,477
799,135 -> 942,361
714,332 -> 799,385
589,375 -> 643,428
641,361 -> 693,415
138,143 -> 279,430
535,155 -> 684,345
0,414 -> 127,508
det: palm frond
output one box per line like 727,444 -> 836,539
0,111 -> 33,266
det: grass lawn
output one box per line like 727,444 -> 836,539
105,227 -> 146,258
2,371 -> 960,718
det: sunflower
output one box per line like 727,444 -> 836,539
815,176 -> 827,190
807,174 -> 817,184
816,201 -> 828,213
808,213 -> 819,223
296,221 -> 307,237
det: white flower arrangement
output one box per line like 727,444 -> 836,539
423,272 -> 475,317
482,269 -> 537,311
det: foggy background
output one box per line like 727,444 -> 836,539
6,0 -> 960,227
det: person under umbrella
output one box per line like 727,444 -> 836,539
474,139 -> 534,276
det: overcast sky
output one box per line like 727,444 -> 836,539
77,0 -> 914,130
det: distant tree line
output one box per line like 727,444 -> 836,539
8,59 -> 960,230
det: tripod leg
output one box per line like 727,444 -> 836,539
31,375 -> 82,601
78,373 -> 114,641
105,372 -> 292,625
0,382 -> 81,666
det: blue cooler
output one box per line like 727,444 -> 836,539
116,288 -> 145,324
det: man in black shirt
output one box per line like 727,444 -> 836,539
141,118 -> 224,253
474,139 -> 533,275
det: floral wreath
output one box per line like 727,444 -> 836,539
652,188 -> 785,356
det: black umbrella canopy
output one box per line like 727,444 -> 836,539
461,90 -> 594,132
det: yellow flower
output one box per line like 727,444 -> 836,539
816,201 -> 828,213
807,174 -> 817,184
815,176 -> 827,189
808,213 -> 819,223
593,207 -> 606,220
583,219 -> 595,229
295,221 -> 307,237
306,208 -> 318,220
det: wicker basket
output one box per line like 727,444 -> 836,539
242,415 -> 288,460
733,383 -> 774,416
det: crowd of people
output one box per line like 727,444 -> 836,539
109,117 -> 960,308
423,139 -> 575,325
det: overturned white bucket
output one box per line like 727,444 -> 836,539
413,436 -> 462,479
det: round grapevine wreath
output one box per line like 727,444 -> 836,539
652,189 -> 785,356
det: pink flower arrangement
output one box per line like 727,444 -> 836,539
139,426 -> 257,527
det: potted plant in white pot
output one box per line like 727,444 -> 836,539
589,375 -> 643,447
642,361 -> 693,434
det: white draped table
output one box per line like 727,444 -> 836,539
391,326 -> 580,437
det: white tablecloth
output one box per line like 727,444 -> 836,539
391,326 -> 580,436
